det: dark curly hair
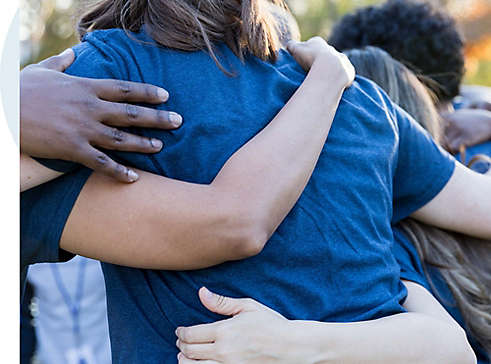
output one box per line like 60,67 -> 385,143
328,0 -> 465,103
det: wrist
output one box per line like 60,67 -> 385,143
310,54 -> 352,90
289,320 -> 336,364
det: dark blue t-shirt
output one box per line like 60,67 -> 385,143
20,29 -> 456,363
394,142 -> 491,364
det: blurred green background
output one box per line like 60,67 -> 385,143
21,0 -> 491,86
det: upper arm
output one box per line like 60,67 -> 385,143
20,168 -> 92,270
411,162 -> 491,239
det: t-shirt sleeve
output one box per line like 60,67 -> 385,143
20,168 -> 92,271
34,31 -> 128,172
392,226 -> 429,289
392,105 -> 456,222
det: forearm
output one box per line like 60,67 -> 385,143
20,154 -> 62,192
292,314 -> 474,364
292,281 -> 475,364
210,55 -> 346,248
61,56 -> 347,269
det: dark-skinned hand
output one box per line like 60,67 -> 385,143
20,49 -> 182,182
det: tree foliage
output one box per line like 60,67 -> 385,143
20,0 -> 491,86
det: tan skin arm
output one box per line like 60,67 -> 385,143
25,38 -> 354,270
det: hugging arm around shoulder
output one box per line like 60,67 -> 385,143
389,101 -> 491,239
20,30 -> 350,270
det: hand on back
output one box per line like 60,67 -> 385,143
287,36 -> 355,88
20,49 -> 183,182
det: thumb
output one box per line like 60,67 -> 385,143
198,287 -> 259,316
38,48 -> 75,71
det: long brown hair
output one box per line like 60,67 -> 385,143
78,0 -> 288,72
346,46 -> 491,355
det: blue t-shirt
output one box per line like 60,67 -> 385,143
20,169 -> 92,297
394,142 -> 491,364
20,29 -> 456,363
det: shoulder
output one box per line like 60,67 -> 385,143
68,28 -> 156,80
76,28 -> 151,53
342,76 -> 397,117
337,75 -> 400,130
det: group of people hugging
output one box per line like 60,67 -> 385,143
20,0 -> 491,363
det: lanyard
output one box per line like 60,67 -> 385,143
50,258 -> 88,349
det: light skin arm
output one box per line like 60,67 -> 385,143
176,283 -> 476,364
37,38 -> 354,270
411,162 -> 491,239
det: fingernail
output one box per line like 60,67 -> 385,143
169,112 -> 183,127
202,287 -> 214,299
127,169 -> 139,182
157,88 -> 169,102
151,138 -> 163,150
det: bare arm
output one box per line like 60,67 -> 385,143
58,38 -> 354,269
176,284 -> 476,364
291,281 -> 475,364
411,162 -> 491,239
20,154 -> 63,192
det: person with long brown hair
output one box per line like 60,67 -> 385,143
345,46 -> 491,364
21,1 -> 491,363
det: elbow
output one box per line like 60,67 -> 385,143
439,325 -> 477,364
231,224 -> 270,260
454,328 -> 477,364
223,206 -> 271,260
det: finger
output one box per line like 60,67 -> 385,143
286,40 -> 307,60
198,287 -> 259,316
99,101 -> 182,129
286,40 -> 300,53
79,146 -> 139,183
91,125 -> 163,153
38,49 -> 75,71
178,352 -> 220,364
90,79 -> 170,104
176,340 -> 216,360
176,322 -> 220,344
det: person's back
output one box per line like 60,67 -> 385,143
54,26 -> 455,362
